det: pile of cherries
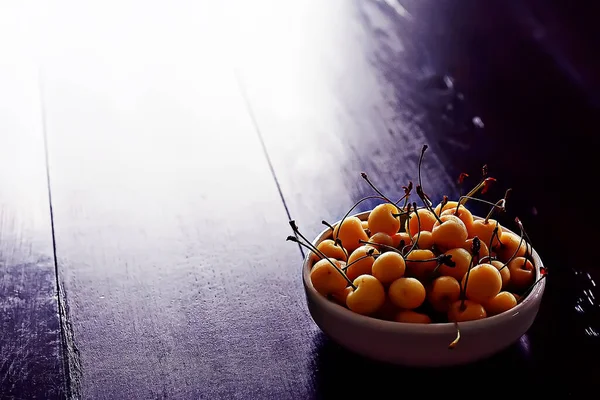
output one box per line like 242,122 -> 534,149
287,146 -> 545,347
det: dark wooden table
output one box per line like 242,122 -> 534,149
1,1 -> 599,398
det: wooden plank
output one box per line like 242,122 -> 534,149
0,8 -> 65,398
234,0 -> 599,396
39,2 -> 317,398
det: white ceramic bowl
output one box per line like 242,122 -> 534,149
302,210 -> 545,367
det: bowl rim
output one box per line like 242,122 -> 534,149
302,209 -> 546,334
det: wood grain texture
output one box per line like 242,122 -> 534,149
0,12 -> 65,398
236,0 -> 599,396
233,0 -> 460,242
39,2 -> 317,398
10,0 -> 597,397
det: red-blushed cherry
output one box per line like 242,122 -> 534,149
388,277 -> 426,309
345,245 -> 379,281
405,249 -> 437,281
369,232 -> 394,251
438,248 -> 471,280
428,276 -> 461,313
368,203 -> 400,236
461,263 -> 502,304
448,300 -> 487,322
412,231 -> 434,250
333,216 -> 369,253
432,214 -> 468,250
310,258 -> 349,296
441,205 -> 474,233
394,310 -> 431,324
372,252 -> 406,284
346,275 -> 386,315
490,260 -> 511,289
406,209 -> 437,236
483,291 -> 517,316
507,256 -> 535,290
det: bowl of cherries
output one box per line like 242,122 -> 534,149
287,145 -> 546,367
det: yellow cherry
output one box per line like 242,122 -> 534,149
406,209 -> 437,236
428,276 -> 461,313
432,214 -> 468,250
461,263 -> 502,304
490,260 -> 511,289
346,275 -> 385,315
405,249 -> 436,281
310,259 -> 348,296
507,257 -> 535,290
412,231 -> 434,250
483,291 -> 517,316
368,203 -> 400,236
448,300 -> 487,322
333,216 -> 369,253
394,310 -> 431,324
496,231 -> 528,262
345,245 -> 379,281
438,248 -> 471,280
434,200 -> 459,215
371,252 -> 405,284
468,219 -> 502,249
369,232 -> 394,251
310,239 -> 347,264
441,205 -> 474,233
388,277 -> 426,310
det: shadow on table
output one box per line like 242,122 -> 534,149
311,330 -> 571,399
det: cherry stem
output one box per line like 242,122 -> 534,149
290,238 -> 322,259
288,221 -> 356,289
416,186 -> 443,224
430,254 -> 456,277
322,220 -> 350,260
358,240 -> 403,255
334,195 -> 388,242
484,199 -> 505,223
517,218 -> 535,263
479,255 -> 494,264
397,181 -> 413,207
361,172 -> 397,208
460,179 -> 486,205
448,321 -> 461,350
518,274 -> 547,303
342,252 -> 376,271
322,220 -> 335,233
401,243 -> 413,254
417,145 -> 428,192
437,196 -> 448,217
488,222 -> 500,255
334,238 -> 349,261
405,202 -> 422,257
457,195 -> 502,210
460,237 -> 480,310
499,218 -> 527,272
